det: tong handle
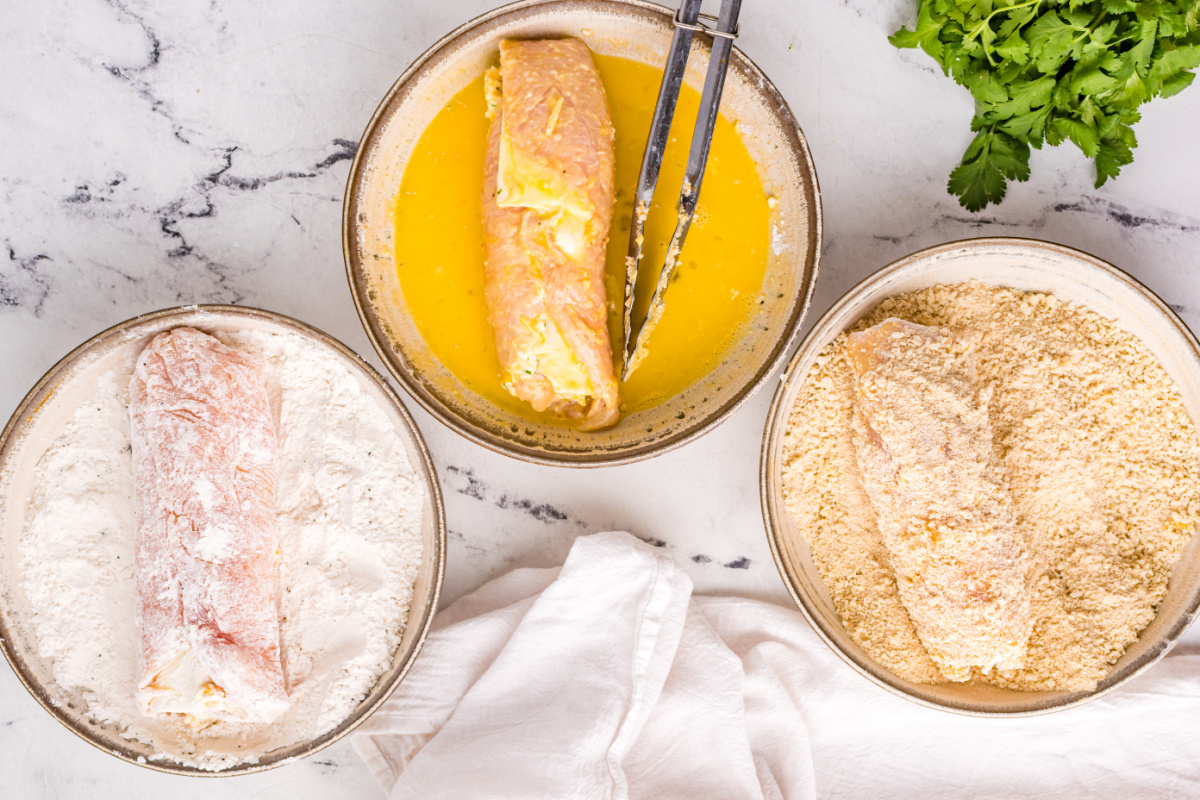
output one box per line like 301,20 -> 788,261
623,0 -> 704,373
622,0 -> 743,379
678,0 -> 742,214
632,0 -> 704,209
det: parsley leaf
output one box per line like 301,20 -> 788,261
1048,115 -> 1101,157
893,0 -> 1200,210
949,128 -> 1031,211
955,128 -> 1032,211
888,2 -> 946,63
1148,44 -> 1200,95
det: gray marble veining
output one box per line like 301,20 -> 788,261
2,0 -> 1198,795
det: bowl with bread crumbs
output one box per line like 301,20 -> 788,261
0,305 -> 445,773
761,237 -> 1200,715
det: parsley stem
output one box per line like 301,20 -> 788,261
964,0 -> 1044,65
965,0 -> 1044,42
1058,10 -> 1108,66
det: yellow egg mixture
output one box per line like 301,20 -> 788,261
393,54 -> 770,420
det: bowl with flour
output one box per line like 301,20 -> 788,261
0,305 -> 446,772
761,237 -> 1200,715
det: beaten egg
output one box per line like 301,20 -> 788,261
393,54 -> 771,422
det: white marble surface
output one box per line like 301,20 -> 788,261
2,0 -> 1199,795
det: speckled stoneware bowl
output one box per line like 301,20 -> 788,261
0,305 -> 446,774
761,237 -> 1200,715
344,0 -> 821,466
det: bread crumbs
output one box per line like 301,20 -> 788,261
780,281 -> 1200,691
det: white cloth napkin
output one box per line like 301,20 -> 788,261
353,531 -> 1200,799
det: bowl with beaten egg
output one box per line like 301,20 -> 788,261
344,0 -> 821,465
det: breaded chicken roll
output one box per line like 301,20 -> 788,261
481,38 -> 619,429
848,318 -> 1032,681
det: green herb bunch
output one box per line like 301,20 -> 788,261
891,0 -> 1200,211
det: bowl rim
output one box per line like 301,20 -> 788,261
342,0 -> 823,468
759,235 -> 1200,716
0,303 -> 447,774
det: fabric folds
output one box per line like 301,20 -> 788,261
354,531 -> 1200,800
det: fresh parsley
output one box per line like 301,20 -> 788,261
892,0 -> 1200,210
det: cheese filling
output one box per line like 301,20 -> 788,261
143,651 -> 251,724
507,312 -> 593,403
489,67 -> 591,262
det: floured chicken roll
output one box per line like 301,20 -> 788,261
131,327 -> 289,724
847,318 -> 1032,681
481,38 -> 619,430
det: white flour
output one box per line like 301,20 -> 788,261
19,329 -> 426,769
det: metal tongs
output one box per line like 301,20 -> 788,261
621,0 -> 743,379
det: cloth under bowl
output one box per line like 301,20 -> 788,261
353,531 -> 1200,799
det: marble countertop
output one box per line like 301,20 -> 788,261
3,0 -> 1199,795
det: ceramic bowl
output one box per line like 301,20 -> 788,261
0,305 -> 446,773
760,237 -> 1200,715
344,0 -> 821,465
